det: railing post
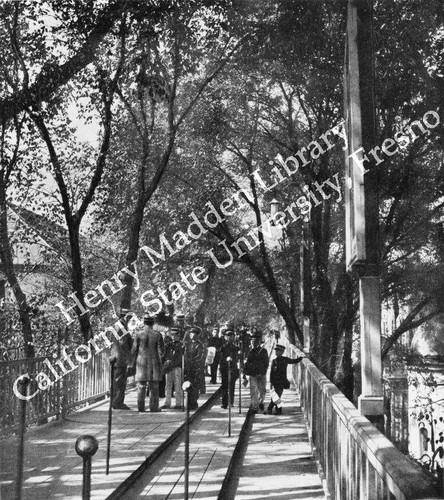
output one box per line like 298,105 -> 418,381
238,350 -> 242,414
181,352 -> 186,412
15,376 -> 29,500
438,465 -> 444,497
75,435 -> 98,500
227,357 -> 232,437
106,359 -> 115,475
183,381 -> 192,500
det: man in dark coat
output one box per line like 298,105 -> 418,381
184,326 -> 205,410
208,327 -> 224,384
266,344 -> 304,415
110,310 -> 133,409
161,326 -> 183,409
244,333 -> 269,414
131,313 -> 165,412
219,330 -> 238,409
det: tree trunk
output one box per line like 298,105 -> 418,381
0,185 -> 35,358
333,272 -> 355,399
67,220 -> 91,342
195,262 -> 217,326
265,281 -> 303,345
119,195 -> 145,311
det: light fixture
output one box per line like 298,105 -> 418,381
269,198 -> 280,218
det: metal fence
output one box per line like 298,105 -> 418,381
0,350 -> 111,435
287,345 -> 440,500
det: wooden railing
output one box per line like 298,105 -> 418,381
0,350 -> 112,435
287,345 -> 441,500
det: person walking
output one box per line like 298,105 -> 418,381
208,327 -> 224,384
184,326 -> 205,410
244,332 -> 269,414
219,330 -> 239,409
110,309 -> 133,410
131,313 -> 166,412
266,344 -> 304,415
161,326 -> 183,409
198,327 -> 208,395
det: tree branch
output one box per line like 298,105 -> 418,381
0,2 -> 126,123
381,298 -> 434,358
176,35 -> 249,129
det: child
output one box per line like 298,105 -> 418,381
266,344 -> 304,415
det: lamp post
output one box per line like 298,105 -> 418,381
270,198 -> 280,219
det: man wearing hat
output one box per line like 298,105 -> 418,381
174,313 -> 186,340
244,332 -> 269,414
161,326 -> 183,409
110,309 -> 133,409
219,330 -> 239,409
131,312 -> 167,412
184,326 -> 205,410
181,313 -> 197,344
266,344 -> 304,415
208,327 -> 223,384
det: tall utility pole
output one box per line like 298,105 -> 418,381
344,0 -> 383,424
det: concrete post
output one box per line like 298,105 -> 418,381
358,277 -> 383,417
345,0 -> 384,423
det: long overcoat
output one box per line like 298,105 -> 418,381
110,322 -> 132,367
184,339 -> 205,384
132,326 -> 165,382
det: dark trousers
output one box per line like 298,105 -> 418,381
159,374 -> 166,398
210,354 -> 221,383
137,381 -> 160,412
221,369 -> 238,407
188,385 -> 199,409
184,369 -> 200,409
112,366 -> 128,408
267,385 -> 284,414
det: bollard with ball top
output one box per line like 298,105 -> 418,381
75,435 -> 98,500
182,381 -> 192,500
227,356 -> 232,437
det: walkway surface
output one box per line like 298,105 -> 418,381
120,386 -> 251,499
231,386 -> 326,499
1,381 -> 326,499
0,384 -> 219,500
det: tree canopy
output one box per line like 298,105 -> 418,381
0,0 -> 443,400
